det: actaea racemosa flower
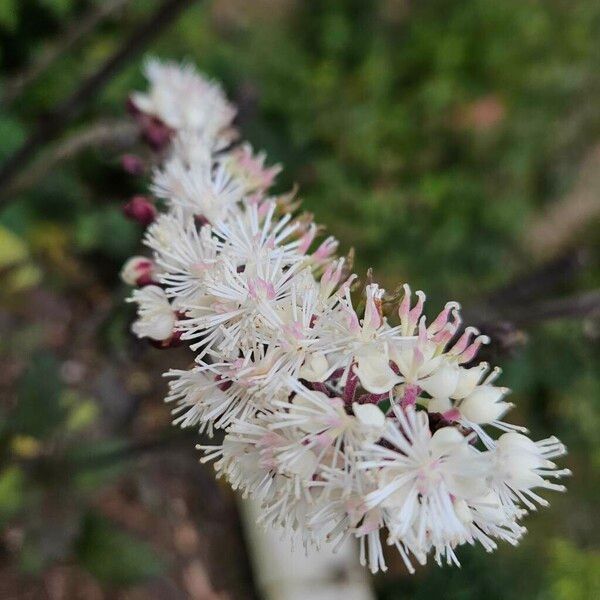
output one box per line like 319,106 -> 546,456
122,58 -> 570,573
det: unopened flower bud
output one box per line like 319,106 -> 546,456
149,329 -> 182,349
120,154 -> 145,176
125,95 -> 141,116
123,195 -> 157,226
120,256 -> 156,286
142,116 -> 172,150
459,384 -> 510,424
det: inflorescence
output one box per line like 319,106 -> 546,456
121,59 -> 569,573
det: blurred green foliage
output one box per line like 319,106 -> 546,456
0,0 -> 598,597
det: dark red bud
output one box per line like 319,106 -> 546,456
123,195 -> 157,226
121,154 -> 145,176
126,95 -> 141,116
149,329 -> 182,349
142,117 -> 172,151
135,272 -> 155,287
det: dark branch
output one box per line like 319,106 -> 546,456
1,0 -> 131,108
5,120 -> 138,197
507,289 -> 600,326
0,0 -> 196,203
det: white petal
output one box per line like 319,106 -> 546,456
354,352 -> 400,394
419,364 -> 459,398
353,403 -> 386,429
452,363 -> 487,399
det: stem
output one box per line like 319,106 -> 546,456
5,120 -> 138,197
1,0 -> 131,107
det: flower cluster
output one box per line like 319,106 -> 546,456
121,59 -> 569,573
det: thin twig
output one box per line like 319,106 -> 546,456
525,144 -> 600,259
485,248 -> 589,305
1,0 -> 131,108
5,120 -> 138,197
0,0 -> 197,203
506,289 -> 600,326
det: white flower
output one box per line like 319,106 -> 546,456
491,432 -> 570,511
144,211 -> 219,306
311,283 -> 412,393
131,58 -> 236,143
224,143 -> 282,193
152,154 -> 244,223
179,249 -> 305,358
358,407 -> 489,566
210,200 -> 304,268
120,60 -> 570,576
128,285 -> 176,341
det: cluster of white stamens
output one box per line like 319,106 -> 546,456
122,59 -> 569,573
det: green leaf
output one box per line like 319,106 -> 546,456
0,116 -> 25,160
0,224 -> 28,267
0,0 -> 17,32
38,0 -> 73,17
77,514 -> 166,585
550,539 -> 600,600
67,438 -> 131,492
13,353 -> 65,438
0,465 -> 25,525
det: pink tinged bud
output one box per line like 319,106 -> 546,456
433,323 -> 456,346
338,274 -> 358,298
120,154 -> 145,176
120,256 -> 156,286
313,236 -> 338,261
123,195 -> 157,226
298,224 -> 317,255
429,301 -> 460,335
364,285 -> 383,330
399,284 -> 412,321
344,306 -> 361,334
450,326 -> 479,356
190,261 -> 211,277
408,291 -> 426,330
457,334 -> 490,364
141,116 -> 172,150
356,514 -> 381,536
262,165 -> 281,189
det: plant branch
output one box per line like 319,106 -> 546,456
5,119 -> 138,197
0,0 -> 197,204
506,289 -> 600,326
1,0 -> 131,108
524,144 -> 600,259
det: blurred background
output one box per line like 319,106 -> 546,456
0,1 -> 598,598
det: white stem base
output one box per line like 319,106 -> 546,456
240,498 -> 375,600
